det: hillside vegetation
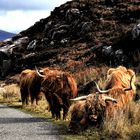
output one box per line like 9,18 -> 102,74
0,0 -> 139,78
0,0 -> 140,139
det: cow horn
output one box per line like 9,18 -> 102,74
123,75 -> 134,91
102,95 -> 117,103
35,66 -> 46,78
94,81 -> 110,94
70,95 -> 87,101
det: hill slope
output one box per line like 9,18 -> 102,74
0,30 -> 16,40
0,0 -> 140,77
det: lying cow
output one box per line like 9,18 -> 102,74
36,68 -> 78,120
68,92 -> 117,132
104,66 -> 136,107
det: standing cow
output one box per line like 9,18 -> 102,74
36,68 -> 78,120
19,69 -> 42,106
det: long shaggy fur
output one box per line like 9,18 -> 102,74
20,69 -> 42,106
68,66 -> 137,131
41,71 -> 78,120
68,93 -> 116,132
104,66 -> 136,111
105,66 -> 136,92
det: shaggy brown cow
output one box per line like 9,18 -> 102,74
20,69 -> 42,106
36,68 -> 78,120
103,66 -> 136,109
68,93 -> 117,132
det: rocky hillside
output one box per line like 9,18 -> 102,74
0,0 -> 140,77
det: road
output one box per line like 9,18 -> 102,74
0,104 -> 63,140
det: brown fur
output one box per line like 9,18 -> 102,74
105,66 -> 136,92
20,69 -> 42,106
41,71 -> 78,120
41,67 -> 61,77
68,66 -> 136,131
69,100 -> 88,131
68,93 -> 116,132
104,66 -> 136,109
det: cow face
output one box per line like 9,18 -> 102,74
85,94 -> 106,123
68,93 -> 117,132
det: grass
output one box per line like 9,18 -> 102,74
0,66 -> 140,140
102,102 -> 140,140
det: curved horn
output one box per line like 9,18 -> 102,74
70,95 -> 88,101
102,95 -> 117,103
35,66 -> 46,78
123,75 -> 134,91
94,81 -> 110,94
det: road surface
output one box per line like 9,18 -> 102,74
0,104 -> 63,140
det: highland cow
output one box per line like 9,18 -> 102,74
104,66 -> 136,107
19,69 -> 42,106
36,68 -> 78,120
68,93 -> 117,132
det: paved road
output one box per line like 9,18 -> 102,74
0,104 -> 63,140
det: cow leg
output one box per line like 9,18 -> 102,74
31,96 -> 35,106
63,102 -> 69,120
51,109 -> 55,119
55,105 -> 61,120
63,96 -> 71,120
36,94 -> 42,105
22,97 -> 26,107
21,94 -> 25,106
25,96 -> 29,105
36,98 -> 39,105
56,111 -> 61,120
20,90 -> 26,107
63,108 -> 68,120
49,104 -> 55,118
